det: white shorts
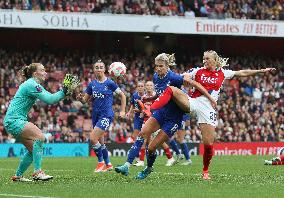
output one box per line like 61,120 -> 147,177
188,96 -> 218,127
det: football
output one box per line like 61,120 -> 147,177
108,62 -> 127,77
277,147 -> 284,156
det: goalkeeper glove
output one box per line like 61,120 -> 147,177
62,74 -> 80,96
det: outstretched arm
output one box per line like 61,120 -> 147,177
37,88 -> 65,105
234,68 -> 276,77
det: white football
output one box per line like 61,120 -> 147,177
108,62 -> 126,77
277,147 -> 284,156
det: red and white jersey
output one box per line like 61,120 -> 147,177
187,67 -> 235,102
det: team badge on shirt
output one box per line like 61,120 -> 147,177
35,85 -> 42,92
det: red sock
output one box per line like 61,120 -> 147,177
280,155 -> 284,162
203,144 -> 214,172
272,161 -> 284,165
164,147 -> 172,159
151,87 -> 173,110
139,148 -> 146,161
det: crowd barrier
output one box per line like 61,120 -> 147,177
200,142 -> 284,155
0,143 -> 89,158
1,142 -> 283,158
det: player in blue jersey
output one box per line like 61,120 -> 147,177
126,81 -> 145,142
115,53 -> 216,179
78,60 -> 126,173
4,63 -> 79,182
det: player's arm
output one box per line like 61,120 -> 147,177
189,79 -> 217,109
34,85 -> 65,105
115,88 -> 126,118
126,104 -> 134,117
234,68 -> 276,77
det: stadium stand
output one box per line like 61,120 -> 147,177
0,0 -> 283,20
0,49 -> 283,143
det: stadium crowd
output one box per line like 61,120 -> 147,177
0,0 -> 284,20
0,49 -> 283,144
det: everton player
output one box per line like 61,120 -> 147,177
78,60 -> 126,172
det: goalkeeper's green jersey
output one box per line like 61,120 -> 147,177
5,78 -> 65,121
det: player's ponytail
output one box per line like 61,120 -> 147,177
21,63 -> 38,79
155,53 -> 176,67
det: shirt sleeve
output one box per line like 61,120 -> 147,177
27,82 -> 65,105
170,72 -> 184,87
85,82 -> 93,95
109,80 -> 119,92
223,69 -> 236,79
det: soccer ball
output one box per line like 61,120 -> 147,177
108,62 -> 126,77
277,147 -> 284,156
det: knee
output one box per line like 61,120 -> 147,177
148,145 -> 156,154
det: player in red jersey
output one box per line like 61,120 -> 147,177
134,81 -> 176,167
265,147 -> 284,165
150,50 -> 276,180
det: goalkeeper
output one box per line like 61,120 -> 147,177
3,63 -> 80,182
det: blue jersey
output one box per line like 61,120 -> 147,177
153,70 -> 184,121
130,91 -> 143,118
130,91 -> 144,130
85,78 -> 119,118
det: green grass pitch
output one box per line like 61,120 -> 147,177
0,156 -> 283,198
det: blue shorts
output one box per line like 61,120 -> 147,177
3,118 -> 27,139
92,115 -> 113,131
152,109 -> 182,138
133,116 -> 143,131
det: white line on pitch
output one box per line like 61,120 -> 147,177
0,193 -> 55,198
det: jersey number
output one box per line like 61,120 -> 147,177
209,112 -> 217,122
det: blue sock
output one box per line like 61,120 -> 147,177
33,140 -> 43,172
180,142 -> 190,160
127,136 -> 144,164
147,151 -> 157,168
101,144 -> 110,165
170,139 -> 180,155
92,143 -> 103,163
16,152 -> 33,176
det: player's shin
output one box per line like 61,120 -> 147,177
92,142 -> 104,163
16,151 -> 33,176
101,144 -> 111,165
203,144 -> 214,172
147,150 -> 157,168
126,136 -> 145,165
180,142 -> 190,160
169,139 -> 181,155
33,140 -> 43,172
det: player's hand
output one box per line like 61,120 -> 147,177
261,68 -> 276,73
133,108 -> 140,113
62,74 -> 80,96
183,73 -> 192,87
210,100 -> 218,110
76,93 -> 83,101
119,111 -> 126,118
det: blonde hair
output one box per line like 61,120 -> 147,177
205,50 -> 229,68
155,53 -> 176,67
